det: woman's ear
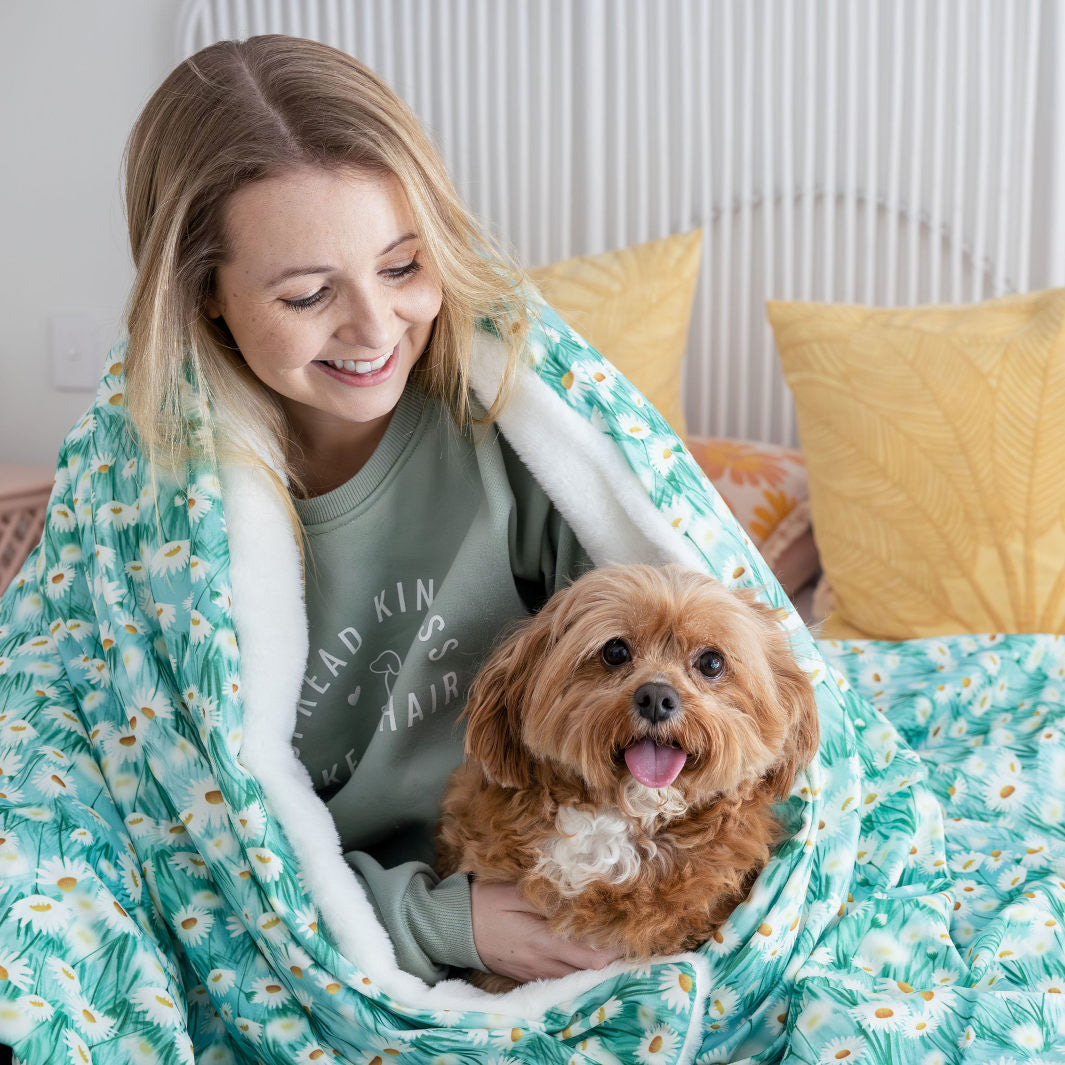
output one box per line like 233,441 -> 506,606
204,294 -> 223,319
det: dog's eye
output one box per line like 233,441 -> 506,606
697,649 -> 725,678
601,638 -> 632,667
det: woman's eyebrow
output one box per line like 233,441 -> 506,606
263,233 -> 418,288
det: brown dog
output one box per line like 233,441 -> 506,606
435,563 -> 819,990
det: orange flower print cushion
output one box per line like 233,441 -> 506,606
685,437 -> 806,547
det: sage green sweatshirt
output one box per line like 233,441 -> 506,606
292,385 -> 591,983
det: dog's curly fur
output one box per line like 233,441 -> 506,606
435,563 -> 819,989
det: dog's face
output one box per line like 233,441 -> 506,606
463,564 -> 819,807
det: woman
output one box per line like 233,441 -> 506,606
122,36 -> 621,986
0,33 -> 744,1062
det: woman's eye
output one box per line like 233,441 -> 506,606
383,257 -> 422,281
283,289 -> 327,311
601,638 -> 632,667
697,649 -> 725,679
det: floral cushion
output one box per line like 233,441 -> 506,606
685,436 -> 820,598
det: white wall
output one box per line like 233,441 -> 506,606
0,1 -> 177,468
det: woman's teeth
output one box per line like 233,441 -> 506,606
326,352 -> 391,374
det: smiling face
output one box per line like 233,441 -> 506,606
207,166 -> 443,477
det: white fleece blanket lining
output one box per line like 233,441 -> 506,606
230,335 -> 712,1033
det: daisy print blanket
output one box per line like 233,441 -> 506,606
1,298 -> 1064,1064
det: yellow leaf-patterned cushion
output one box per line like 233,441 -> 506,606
768,289 -> 1065,639
529,229 -> 702,437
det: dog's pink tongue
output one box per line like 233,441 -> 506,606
624,739 -> 687,789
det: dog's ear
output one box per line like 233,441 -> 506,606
462,610 -> 558,790
763,644 -> 820,801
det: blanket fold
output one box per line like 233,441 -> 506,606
1,298 -> 1063,1064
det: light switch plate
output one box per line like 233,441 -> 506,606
50,313 -> 105,392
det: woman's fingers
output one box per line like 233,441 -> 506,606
470,880 -> 623,984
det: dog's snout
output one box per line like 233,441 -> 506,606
633,681 -> 681,723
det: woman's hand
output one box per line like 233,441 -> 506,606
470,880 -> 622,984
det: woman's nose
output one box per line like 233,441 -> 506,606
333,286 -> 393,351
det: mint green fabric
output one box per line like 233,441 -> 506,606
0,297 -> 1064,1064
294,384 -> 590,983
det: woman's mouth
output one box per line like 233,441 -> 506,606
316,345 -> 399,385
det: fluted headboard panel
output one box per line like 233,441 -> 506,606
177,0 -> 1062,445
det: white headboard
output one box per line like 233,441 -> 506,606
176,0 -> 1065,445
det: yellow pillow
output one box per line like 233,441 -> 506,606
768,289 -> 1065,639
529,229 -> 702,437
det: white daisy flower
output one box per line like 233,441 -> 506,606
120,856 -> 142,903
36,856 -> 93,895
292,905 -> 320,940
900,1010 -> 942,1039
617,413 -> 651,440
131,985 -> 183,1028
0,747 -> 25,779
130,688 -> 175,724
231,802 -> 267,842
124,559 -> 148,582
256,909 -> 288,945
849,999 -> 909,1033
1009,1018 -> 1043,1052
10,893 -> 72,935
649,444 -> 680,476
169,851 -> 212,880
489,1022 -> 528,1047
151,540 -> 190,576
172,904 -> 214,946
70,992 -> 116,1040
657,966 -> 696,1012
19,993 -> 57,1024
861,930 -> 910,968
174,488 -> 213,524
985,774 -> 1026,815
99,896 -> 139,936
247,847 -> 285,883
662,497 -> 694,534
64,1029 -> 93,1065
720,554 -> 752,587
703,923 -> 740,955
68,413 -> 96,441
0,951 -> 34,992
818,1034 -> 867,1063
206,968 -> 236,995
118,455 -> 139,480
95,500 -> 139,530
0,715 -> 37,746
13,591 -> 44,623
188,610 -> 213,645
315,970 -> 347,996
996,865 -> 1027,893
102,726 -> 144,765
234,1016 -> 264,1043
248,976 -> 292,1009
0,834 -> 29,876
189,555 -> 210,582
181,776 -> 229,829
706,985 -> 739,1023
266,1014 -> 305,1044
49,504 -> 77,531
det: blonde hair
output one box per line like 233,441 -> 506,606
123,35 -> 530,494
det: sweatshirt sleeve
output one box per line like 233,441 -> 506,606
345,850 -> 489,984
499,437 -> 595,610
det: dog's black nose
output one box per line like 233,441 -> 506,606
633,682 -> 681,723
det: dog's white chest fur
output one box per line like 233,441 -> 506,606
532,781 -> 687,897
